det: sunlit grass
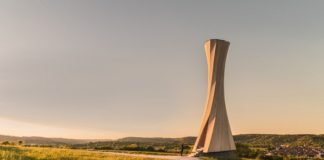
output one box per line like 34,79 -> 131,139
0,145 -> 164,160
99,149 -> 181,156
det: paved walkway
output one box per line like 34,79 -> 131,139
101,151 -> 199,160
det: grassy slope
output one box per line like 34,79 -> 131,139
234,134 -> 324,148
0,145 -> 163,160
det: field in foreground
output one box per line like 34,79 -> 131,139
0,145 -> 163,160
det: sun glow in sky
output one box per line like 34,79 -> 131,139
0,117 -> 124,139
1,0 -> 324,139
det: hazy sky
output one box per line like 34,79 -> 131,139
1,0 -> 324,139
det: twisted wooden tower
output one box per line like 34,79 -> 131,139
193,39 -> 236,153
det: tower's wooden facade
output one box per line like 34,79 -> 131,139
193,39 -> 236,153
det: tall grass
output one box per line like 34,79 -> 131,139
0,145 -> 163,160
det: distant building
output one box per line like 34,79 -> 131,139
317,152 -> 324,158
269,145 -> 324,158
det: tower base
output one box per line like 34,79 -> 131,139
201,150 -> 239,160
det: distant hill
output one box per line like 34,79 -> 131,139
117,136 -> 196,144
0,135 -> 107,145
2,134 -> 324,148
117,134 -> 324,148
234,134 -> 324,148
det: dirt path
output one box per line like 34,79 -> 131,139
101,151 -> 199,160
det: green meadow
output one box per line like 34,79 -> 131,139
0,145 -> 163,160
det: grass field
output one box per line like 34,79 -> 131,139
0,145 -> 164,160
100,149 -> 180,156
